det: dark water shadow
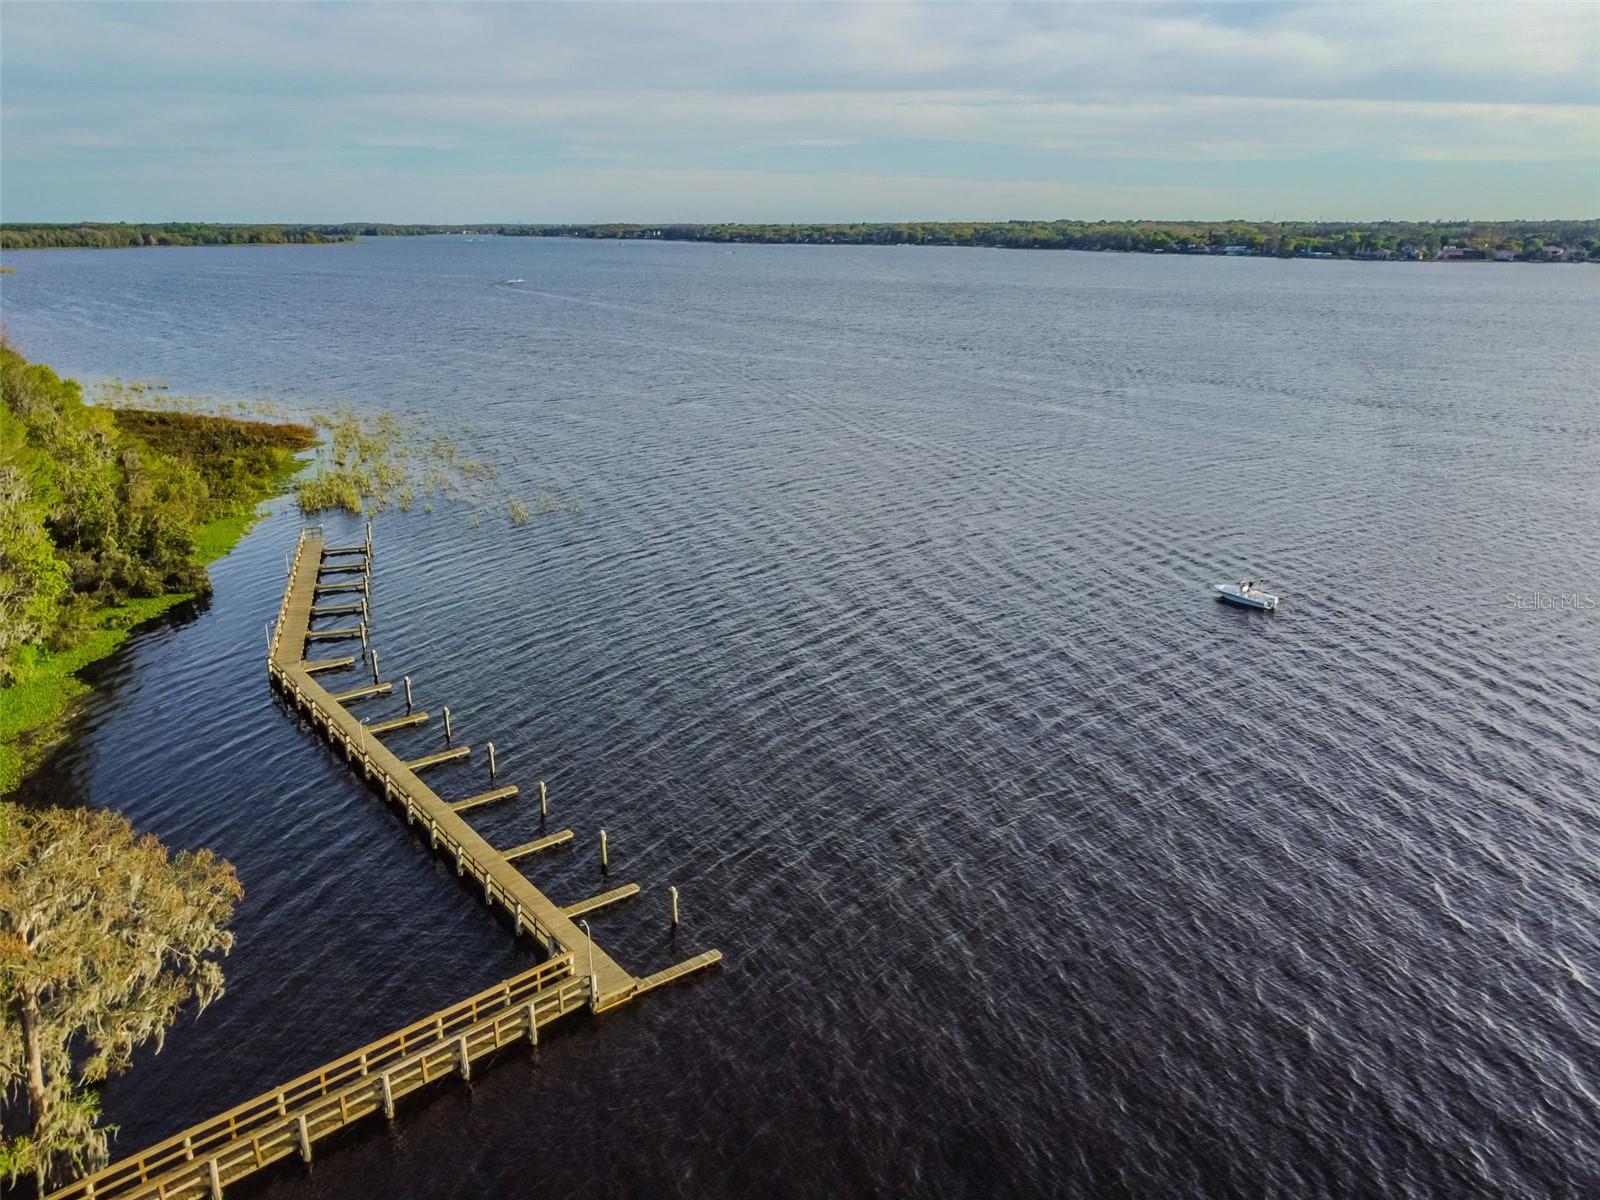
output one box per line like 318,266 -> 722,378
11,593 -> 212,810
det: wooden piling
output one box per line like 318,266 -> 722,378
600,828 -> 609,869
539,779 -> 548,818
403,675 -> 413,713
487,742 -> 497,779
443,706 -> 452,744
670,886 -> 680,926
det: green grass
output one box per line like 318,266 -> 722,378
192,511 -> 258,565
0,501 -> 289,794
0,595 -> 195,793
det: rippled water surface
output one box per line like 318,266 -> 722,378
5,239 -> 1599,1199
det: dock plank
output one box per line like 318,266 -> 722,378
306,625 -> 363,642
330,682 -> 392,703
450,784 -> 520,813
561,883 -> 640,919
502,830 -> 573,860
365,711 -> 429,736
405,746 -> 470,771
303,656 -> 356,674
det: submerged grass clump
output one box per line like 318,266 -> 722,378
91,381 -> 581,527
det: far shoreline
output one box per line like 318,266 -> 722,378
4,218 -> 1596,263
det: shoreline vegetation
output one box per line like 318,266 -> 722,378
1,355 -> 582,793
100,383 -> 582,522
0,346 -> 316,793
3,218 -> 1598,260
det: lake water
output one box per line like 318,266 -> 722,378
4,238 -> 1598,1199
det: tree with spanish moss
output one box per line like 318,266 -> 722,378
0,802 -> 242,1188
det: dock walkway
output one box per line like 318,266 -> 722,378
44,527 -> 721,1200
46,956 -> 585,1200
268,527 -> 670,1005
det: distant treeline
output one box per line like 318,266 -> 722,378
0,223 -> 353,249
6,219 -> 1598,259
497,219 -> 1600,259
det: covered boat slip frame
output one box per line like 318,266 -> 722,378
44,526 -> 720,1200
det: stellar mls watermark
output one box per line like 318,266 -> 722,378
1504,590 -> 1599,610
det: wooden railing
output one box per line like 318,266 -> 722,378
266,527 -> 316,666
47,954 -> 585,1200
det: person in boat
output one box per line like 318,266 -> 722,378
1239,579 -> 1250,595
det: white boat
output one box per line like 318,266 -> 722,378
1215,580 -> 1279,610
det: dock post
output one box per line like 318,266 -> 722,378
487,742 -> 497,779
600,829 -> 609,870
369,648 -> 380,684
579,919 -> 598,1010
365,520 -> 373,552
403,675 -> 413,713
457,1035 -> 471,1081
360,621 -> 368,649
443,706 -> 453,744
208,1157 -> 222,1200
381,1073 -> 395,1120
670,886 -> 680,927
539,780 -> 548,818
361,595 -> 369,622
295,1114 -> 312,1163
526,1002 -> 539,1046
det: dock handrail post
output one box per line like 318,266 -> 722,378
579,918 -> 598,1010
443,706 -> 453,744
670,886 -> 680,927
403,675 -> 413,713
487,742 -> 497,780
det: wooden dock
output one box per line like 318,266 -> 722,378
266,525 -> 723,999
45,955 -> 587,1200
45,526 -> 723,1200
268,528 -> 692,1005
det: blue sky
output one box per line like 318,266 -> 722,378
3,1 -> 1597,222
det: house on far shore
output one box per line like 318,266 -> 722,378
1437,245 -> 1487,260
1495,249 -> 1519,262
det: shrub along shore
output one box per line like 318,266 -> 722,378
0,344 -> 317,791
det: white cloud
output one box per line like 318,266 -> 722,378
2,1 -> 1596,219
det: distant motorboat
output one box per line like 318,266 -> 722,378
1215,580 -> 1279,610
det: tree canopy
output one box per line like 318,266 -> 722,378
0,801 -> 243,1187
0,344 -> 315,683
